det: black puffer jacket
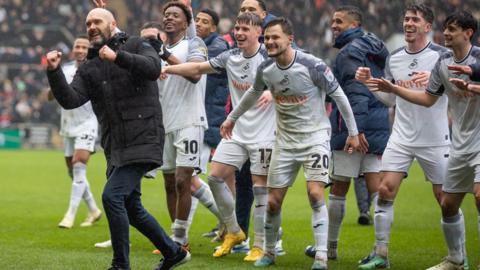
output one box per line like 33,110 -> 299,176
47,33 -> 164,169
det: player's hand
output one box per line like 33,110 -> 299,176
448,65 -> 472,76
357,133 -> 369,154
99,45 -> 117,62
159,67 -> 169,80
92,0 -> 107,8
411,71 -> 431,87
449,78 -> 468,91
355,67 -> 372,84
46,50 -> 62,70
257,91 -> 273,109
220,119 -> 235,140
366,78 -> 396,93
344,135 -> 360,154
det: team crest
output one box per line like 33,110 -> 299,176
280,75 -> 290,86
408,59 -> 418,69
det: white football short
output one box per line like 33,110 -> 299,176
161,126 -> 205,174
443,151 -> 480,193
212,138 -> 275,176
381,140 -> 449,184
268,141 -> 330,188
63,133 -> 96,157
330,150 -> 381,181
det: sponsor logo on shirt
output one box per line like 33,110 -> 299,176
275,95 -> 308,105
232,80 -> 252,91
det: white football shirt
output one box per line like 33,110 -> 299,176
60,61 -> 98,138
158,37 -> 208,133
209,44 -> 276,143
427,46 -> 480,154
386,42 -> 450,147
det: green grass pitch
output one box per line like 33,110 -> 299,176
0,150 -> 478,269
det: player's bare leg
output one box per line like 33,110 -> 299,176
209,162 -> 246,257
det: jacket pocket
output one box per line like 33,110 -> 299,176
121,107 -> 157,147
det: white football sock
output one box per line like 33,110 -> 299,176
208,175 -> 240,233
327,194 -> 346,244
82,179 -> 99,213
253,186 -> 267,249
312,201 -> 328,260
66,162 -> 88,218
442,213 -> 464,264
264,210 -> 281,255
186,196 -> 199,235
374,199 -> 394,257
171,219 -> 189,245
192,181 -> 221,221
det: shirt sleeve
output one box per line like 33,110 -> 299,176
310,61 -> 340,95
383,55 -> 394,82
426,58 -> 445,96
187,37 -> 208,62
209,50 -> 231,72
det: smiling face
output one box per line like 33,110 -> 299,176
85,8 -> 116,46
403,10 -> 431,44
264,24 -> 292,58
195,12 -> 216,39
72,38 -> 89,63
163,6 -> 188,35
443,22 -> 472,49
233,21 -> 261,50
331,11 -> 358,39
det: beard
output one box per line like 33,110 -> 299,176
88,28 -> 110,47
267,46 -> 286,58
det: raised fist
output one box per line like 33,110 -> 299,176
46,50 -> 63,70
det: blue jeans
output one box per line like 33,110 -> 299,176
102,163 -> 180,269
235,160 -> 253,234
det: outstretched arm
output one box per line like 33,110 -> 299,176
367,78 -> 438,107
163,61 -> 215,79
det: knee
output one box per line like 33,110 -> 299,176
378,183 -> 393,199
440,198 -> 457,216
175,175 -> 191,194
267,198 -> 281,213
330,180 -> 349,196
307,189 -> 324,204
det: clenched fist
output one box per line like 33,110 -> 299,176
46,50 -> 63,71
99,45 -> 117,62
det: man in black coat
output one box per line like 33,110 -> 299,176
46,8 -> 189,270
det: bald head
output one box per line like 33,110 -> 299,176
86,8 -> 117,46
87,8 -> 115,24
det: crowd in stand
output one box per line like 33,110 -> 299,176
0,0 -> 479,127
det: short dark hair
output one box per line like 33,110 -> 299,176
255,0 -> 267,12
199,9 -> 220,26
163,1 -> 192,26
141,21 -> 163,31
264,17 -> 294,36
236,12 -> 263,27
336,5 -> 363,26
405,3 -> 434,24
443,11 -> 478,40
